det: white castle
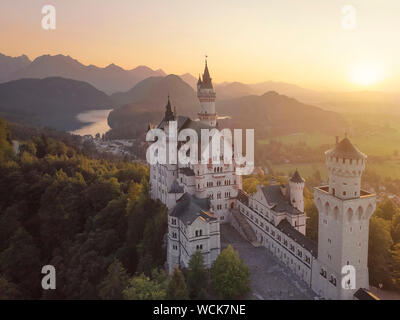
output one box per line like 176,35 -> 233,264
148,61 -> 377,300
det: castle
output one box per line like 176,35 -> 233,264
148,61 -> 377,300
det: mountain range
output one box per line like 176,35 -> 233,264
0,53 -> 166,94
1,52 -> 399,114
107,75 -> 346,139
1,52 -> 399,140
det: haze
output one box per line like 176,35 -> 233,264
1,0 -> 399,91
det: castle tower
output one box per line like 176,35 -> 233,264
197,59 -> 217,127
150,96 -> 178,203
289,170 -> 305,212
312,137 -> 376,300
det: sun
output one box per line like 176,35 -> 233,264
350,62 -> 384,87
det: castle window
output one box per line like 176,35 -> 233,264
297,250 -> 302,258
343,191 -> 346,196
196,244 -> 203,250
171,218 -> 177,225
195,230 -> 203,237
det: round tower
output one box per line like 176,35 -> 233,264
313,136 -> 376,300
289,170 -> 305,212
326,136 -> 366,199
197,59 -> 217,127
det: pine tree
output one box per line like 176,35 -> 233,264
98,259 -> 129,300
167,267 -> 189,300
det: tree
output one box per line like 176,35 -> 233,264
186,251 -> 208,299
98,259 -> 129,300
391,213 -> 400,245
211,245 -> 250,299
167,267 -> 189,300
0,276 -> 21,299
392,243 -> 400,291
375,197 -> 400,221
368,216 -> 394,288
0,227 -> 41,298
123,269 -> 168,300
0,116 -> 13,161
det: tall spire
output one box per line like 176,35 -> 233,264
164,95 -> 175,121
200,57 -> 213,89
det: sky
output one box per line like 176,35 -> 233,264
1,0 -> 400,91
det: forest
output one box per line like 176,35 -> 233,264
0,116 -> 250,300
0,116 -> 167,299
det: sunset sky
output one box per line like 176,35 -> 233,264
1,0 -> 399,91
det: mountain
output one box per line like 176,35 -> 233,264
107,78 -> 345,139
216,91 -> 345,136
0,77 -> 112,130
107,74 -> 199,138
0,53 -> 31,83
180,73 -> 198,89
4,54 -> 165,94
215,82 -> 255,100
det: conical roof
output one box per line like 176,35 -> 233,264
326,137 -> 365,160
164,95 -> 175,121
290,170 -> 304,183
199,60 -> 213,89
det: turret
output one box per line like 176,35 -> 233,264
197,59 -> 217,127
325,136 -> 366,199
289,170 -> 305,212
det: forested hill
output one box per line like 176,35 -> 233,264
0,117 -> 167,299
0,77 -> 112,131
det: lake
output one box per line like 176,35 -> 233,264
70,109 -> 113,136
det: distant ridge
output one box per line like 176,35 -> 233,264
0,53 -> 31,82
0,53 -> 165,94
0,77 -> 112,130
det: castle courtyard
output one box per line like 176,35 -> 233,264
220,224 -> 317,300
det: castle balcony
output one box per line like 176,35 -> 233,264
315,185 -> 375,199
